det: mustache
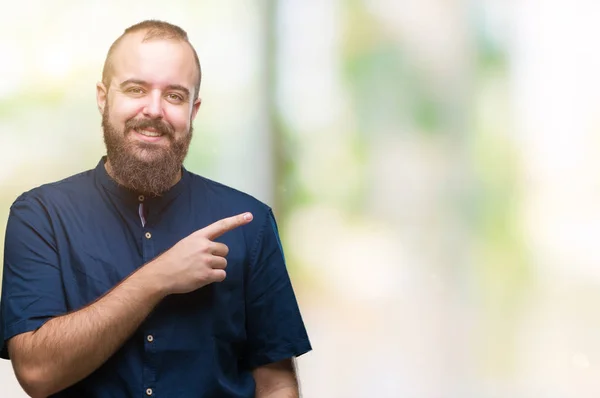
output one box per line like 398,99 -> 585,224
125,118 -> 174,137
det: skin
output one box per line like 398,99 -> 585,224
97,31 -> 201,189
7,31 -> 299,398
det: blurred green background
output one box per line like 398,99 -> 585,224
2,0 -> 600,396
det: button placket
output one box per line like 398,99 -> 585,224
140,196 -> 157,389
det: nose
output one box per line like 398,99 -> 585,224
142,91 -> 164,119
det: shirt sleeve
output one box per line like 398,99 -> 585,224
0,196 -> 67,359
241,208 -> 312,370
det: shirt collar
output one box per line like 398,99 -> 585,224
94,156 -> 190,210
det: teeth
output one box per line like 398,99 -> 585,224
137,129 -> 162,137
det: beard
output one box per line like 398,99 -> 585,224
102,104 -> 192,196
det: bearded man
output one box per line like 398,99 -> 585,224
0,20 -> 311,398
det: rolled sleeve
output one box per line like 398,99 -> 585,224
242,209 -> 311,369
0,197 -> 66,359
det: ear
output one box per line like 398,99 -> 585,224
96,82 -> 108,115
191,97 -> 202,121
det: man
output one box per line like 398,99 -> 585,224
0,20 -> 311,398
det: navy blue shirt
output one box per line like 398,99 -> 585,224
0,158 -> 311,397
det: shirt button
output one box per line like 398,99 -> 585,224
145,232 -> 152,239
138,195 -> 145,202
146,388 -> 153,396
147,335 -> 154,342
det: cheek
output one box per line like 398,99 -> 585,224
164,108 -> 192,132
109,102 -> 141,126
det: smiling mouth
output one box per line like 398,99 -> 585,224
134,128 -> 164,138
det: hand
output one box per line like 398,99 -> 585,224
146,212 -> 253,295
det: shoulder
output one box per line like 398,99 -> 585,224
187,171 -> 273,219
185,172 -> 281,252
10,168 -> 96,214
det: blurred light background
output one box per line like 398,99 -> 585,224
2,0 -> 600,397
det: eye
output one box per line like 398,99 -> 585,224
127,87 -> 144,94
167,93 -> 184,102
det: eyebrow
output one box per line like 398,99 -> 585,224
119,79 -> 190,98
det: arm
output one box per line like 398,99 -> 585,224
8,266 -> 165,398
253,358 -> 299,398
6,211 -> 253,398
242,210 -> 311,373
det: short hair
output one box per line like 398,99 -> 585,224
101,20 -> 202,100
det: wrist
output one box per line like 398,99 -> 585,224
132,258 -> 171,299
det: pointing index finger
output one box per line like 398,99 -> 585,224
199,212 -> 253,240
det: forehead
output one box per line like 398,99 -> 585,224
110,32 -> 197,90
